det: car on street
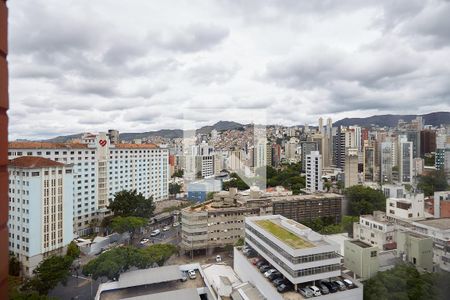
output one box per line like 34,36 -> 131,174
215,255 -> 222,262
173,222 -> 180,227
180,271 -> 188,282
188,269 -> 196,279
163,225 -> 171,232
150,229 -> 161,237
139,238 -> 150,245
298,287 -> 313,298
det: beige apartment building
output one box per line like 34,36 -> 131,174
181,188 -> 272,254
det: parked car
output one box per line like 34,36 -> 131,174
245,249 -> 257,257
172,222 -> 180,227
250,258 -> 260,265
150,229 -> 161,237
267,271 -> 282,281
264,269 -> 277,278
308,286 -> 322,297
188,269 -> 196,279
163,225 -> 171,232
317,283 -> 330,295
139,238 -> 149,245
321,281 -> 338,293
256,260 -> 267,268
277,283 -> 292,293
180,271 -> 188,282
298,288 -> 313,298
272,278 -> 285,287
215,255 -> 222,262
343,279 -> 355,289
259,265 -> 271,273
333,280 -> 346,291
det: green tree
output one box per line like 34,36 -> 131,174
235,237 -> 245,246
169,183 -> 181,195
345,185 -> 386,216
108,189 -> 155,218
417,170 -> 449,197
23,255 -> 73,295
110,216 -> 146,241
9,276 -> 55,300
9,256 -> 21,276
83,244 -> 176,280
172,169 -> 184,178
66,241 -> 81,259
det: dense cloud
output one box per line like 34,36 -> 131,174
8,0 -> 450,139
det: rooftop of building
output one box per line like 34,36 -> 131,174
255,219 -> 315,249
9,141 -> 88,149
414,218 -> 450,230
349,240 -> 373,249
9,141 -> 159,150
270,192 -> 343,202
8,156 -> 65,168
98,264 -> 206,300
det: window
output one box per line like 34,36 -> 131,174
371,251 -> 377,257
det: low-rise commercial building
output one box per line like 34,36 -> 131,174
353,211 -> 396,250
396,231 -> 433,272
181,189 -> 272,254
235,215 -> 363,300
386,192 -> 425,221
344,240 -> 379,280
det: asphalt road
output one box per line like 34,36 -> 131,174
137,225 -> 181,247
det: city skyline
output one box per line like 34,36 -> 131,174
9,0 -> 450,140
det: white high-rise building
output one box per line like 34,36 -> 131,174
306,151 -> 323,193
9,134 -> 169,236
8,157 -> 74,276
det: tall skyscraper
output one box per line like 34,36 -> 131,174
301,141 -> 318,172
400,141 -> 413,184
306,151 -> 323,193
380,142 -> 393,183
345,148 -> 359,188
8,157 -> 74,275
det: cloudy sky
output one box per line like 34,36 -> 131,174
8,0 -> 450,139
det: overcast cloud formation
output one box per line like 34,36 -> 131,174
8,0 -> 450,139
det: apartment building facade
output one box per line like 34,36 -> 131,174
181,190 -> 272,253
8,157 -> 73,275
9,133 -> 169,236
305,151 -> 323,193
271,193 -> 343,224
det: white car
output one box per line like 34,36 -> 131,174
163,225 -> 171,232
264,269 -> 277,278
139,238 -> 149,245
188,269 -> 196,279
173,222 -> 180,227
215,255 -> 222,262
150,229 -> 160,237
308,286 -> 322,297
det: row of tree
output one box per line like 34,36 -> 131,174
302,215 -> 359,235
82,244 -> 177,280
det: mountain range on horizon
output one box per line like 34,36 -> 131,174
37,111 -> 450,143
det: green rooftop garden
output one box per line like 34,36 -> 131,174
255,220 -> 314,249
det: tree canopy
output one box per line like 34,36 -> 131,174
345,185 -> 386,216
82,244 -> 177,280
364,263 -> 450,300
110,216 -> 147,240
169,183 -> 182,195
108,189 -> 155,218
66,241 -> 81,259
22,255 -> 73,295
417,170 -> 449,197
265,163 -> 305,194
